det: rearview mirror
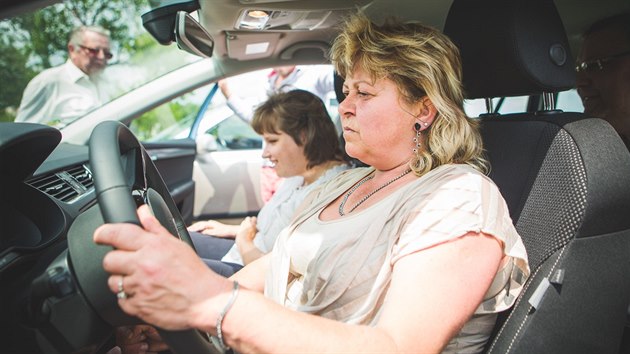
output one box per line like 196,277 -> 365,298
174,11 -> 214,58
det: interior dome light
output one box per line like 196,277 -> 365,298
238,9 -> 271,30
247,10 -> 269,19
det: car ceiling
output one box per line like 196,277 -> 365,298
2,0 -> 629,80
3,0 -> 629,63
198,0 -> 630,67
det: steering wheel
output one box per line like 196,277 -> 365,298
68,121 -> 217,353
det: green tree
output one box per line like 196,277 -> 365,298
0,40 -> 36,122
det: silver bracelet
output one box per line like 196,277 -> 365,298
212,280 -> 240,353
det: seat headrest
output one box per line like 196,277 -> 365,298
334,71 -> 346,103
443,0 -> 575,99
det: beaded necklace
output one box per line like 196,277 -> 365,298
338,168 -> 412,216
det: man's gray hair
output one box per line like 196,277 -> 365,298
68,25 -> 111,47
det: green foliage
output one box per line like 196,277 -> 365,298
0,0 -> 155,120
170,101 -> 199,123
131,107 -> 161,140
0,40 -> 36,114
131,100 -> 200,141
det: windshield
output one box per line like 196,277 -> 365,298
0,0 -> 199,128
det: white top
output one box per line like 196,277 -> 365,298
16,60 -> 111,127
225,65 -> 335,122
221,163 -> 349,265
266,164 -> 530,353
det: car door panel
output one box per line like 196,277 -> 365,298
193,147 -> 262,220
143,139 -> 196,225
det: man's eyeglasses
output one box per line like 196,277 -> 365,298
79,45 -> 113,59
575,50 -> 630,73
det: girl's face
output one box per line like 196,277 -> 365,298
261,130 -> 308,178
339,66 -> 421,170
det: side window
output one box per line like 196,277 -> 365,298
193,69 -> 269,152
130,79 -> 262,151
464,96 -> 529,117
131,64 -> 336,147
201,114 -> 263,151
556,89 -> 584,112
130,84 -> 214,141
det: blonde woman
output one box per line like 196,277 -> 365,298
97,12 -> 529,354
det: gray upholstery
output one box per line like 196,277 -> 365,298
480,115 -> 630,353
444,0 -> 630,352
444,0 -> 575,99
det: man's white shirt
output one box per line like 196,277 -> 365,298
16,60 -> 110,127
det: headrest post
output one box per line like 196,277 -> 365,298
542,92 -> 555,111
485,98 -> 494,114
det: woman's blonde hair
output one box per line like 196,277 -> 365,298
330,12 -> 488,175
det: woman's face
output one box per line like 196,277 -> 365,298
339,66 -> 419,170
261,130 -> 308,178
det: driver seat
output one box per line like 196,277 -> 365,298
443,0 -> 630,352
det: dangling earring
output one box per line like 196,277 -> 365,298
413,122 -> 422,156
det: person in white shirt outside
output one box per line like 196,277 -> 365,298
218,65 -> 336,203
15,25 -> 112,127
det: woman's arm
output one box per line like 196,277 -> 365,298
204,232 -> 503,353
95,206 -> 502,353
230,253 -> 269,293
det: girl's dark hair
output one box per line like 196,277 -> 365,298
252,90 -> 344,169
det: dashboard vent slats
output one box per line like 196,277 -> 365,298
28,164 -> 94,203
67,164 -> 94,190
29,174 -> 78,202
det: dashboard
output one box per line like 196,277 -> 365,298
1,124 -> 95,266
0,122 -> 112,353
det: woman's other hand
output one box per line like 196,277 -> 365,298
235,217 -> 263,265
236,216 -> 257,244
116,325 -> 168,354
187,220 -> 238,238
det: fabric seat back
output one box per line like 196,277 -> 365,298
444,0 -> 630,352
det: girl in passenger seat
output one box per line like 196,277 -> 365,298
188,89 -> 349,276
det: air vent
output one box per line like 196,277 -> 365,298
28,173 -> 78,202
67,164 -> 94,190
28,164 -> 94,203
